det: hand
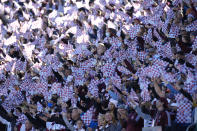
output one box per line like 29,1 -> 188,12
22,107 -> 28,113
78,109 -> 82,114
106,86 -> 112,91
174,82 -> 181,91
87,91 -> 92,98
122,91 -> 129,96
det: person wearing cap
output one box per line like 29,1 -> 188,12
108,98 -> 118,119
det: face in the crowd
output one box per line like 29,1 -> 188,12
97,44 -> 106,56
182,36 -> 190,43
98,116 -> 105,127
193,93 -> 197,102
190,33 -> 195,42
15,109 -> 21,114
108,102 -> 115,111
117,108 -> 127,119
156,101 -> 164,111
105,112 -> 113,123
25,120 -> 33,130
77,120 -> 83,129
72,108 -> 79,120
80,100 -> 86,107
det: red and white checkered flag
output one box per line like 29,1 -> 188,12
175,94 -> 192,124
141,88 -> 151,102
81,107 -> 93,126
192,36 -> 197,50
145,28 -> 153,44
162,72 -> 176,83
137,51 -> 147,62
60,85 -> 73,101
173,0 -> 181,6
168,24 -> 180,38
111,73 -> 122,88
145,65 -> 161,78
101,62 -> 116,77
110,37 -> 121,49
88,79 -> 99,97
35,82 -> 48,95
50,82 -> 62,95
127,25 -> 141,39
186,20 -> 197,32
128,88 -> 139,101
117,66 -> 131,75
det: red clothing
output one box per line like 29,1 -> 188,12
155,111 -> 169,128
126,110 -> 144,131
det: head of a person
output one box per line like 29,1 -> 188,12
156,98 -> 167,112
25,120 -> 33,130
193,90 -> 197,102
182,35 -> 190,43
97,43 -> 106,56
71,108 -> 80,120
15,107 -> 22,115
76,119 -> 84,129
117,106 -> 128,120
108,99 -> 118,111
105,112 -> 115,124
98,114 -> 106,127
190,32 -> 197,42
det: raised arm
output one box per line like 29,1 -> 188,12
153,78 -> 165,98
62,112 -> 75,131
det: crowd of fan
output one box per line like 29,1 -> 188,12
0,0 -> 197,130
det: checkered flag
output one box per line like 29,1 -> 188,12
127,25 -> 141,39
173,0 -> 181,6
111,73 -> 122,88
175,94 -> 192,124
192,36 -> 197,50
102,48 -> 113,61
80,58 -> 97,71
145,28 -> 153,44
185,54 -> 197,66
110,37 -> 121,49
186,20 -> 197,32
137,51 -> 147,62
162,20 -> 169,35
117,66 -> 131,75
72,67 -> 85,86
153,59 -> 169,68
141,88 -> 151,102
81,108 -> 93,127
157,42 -> 173,59
101,62 -> 116,77
20,78 -> 33,91
168,24 -> 180,38
16,114 -> 27,125
15,60 -> 27,72
88,79 -> 99,97
60,85 -> 73,101
128,88 -> 139,101
145,65 -> 161,78
40,65 -> 52,79
162,72 -> 176,83
50,82 -> 61,95
153,28 -> 162,40
142,0 -> 154,8
166,9 -> 175,21
35,82 -> 48,95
